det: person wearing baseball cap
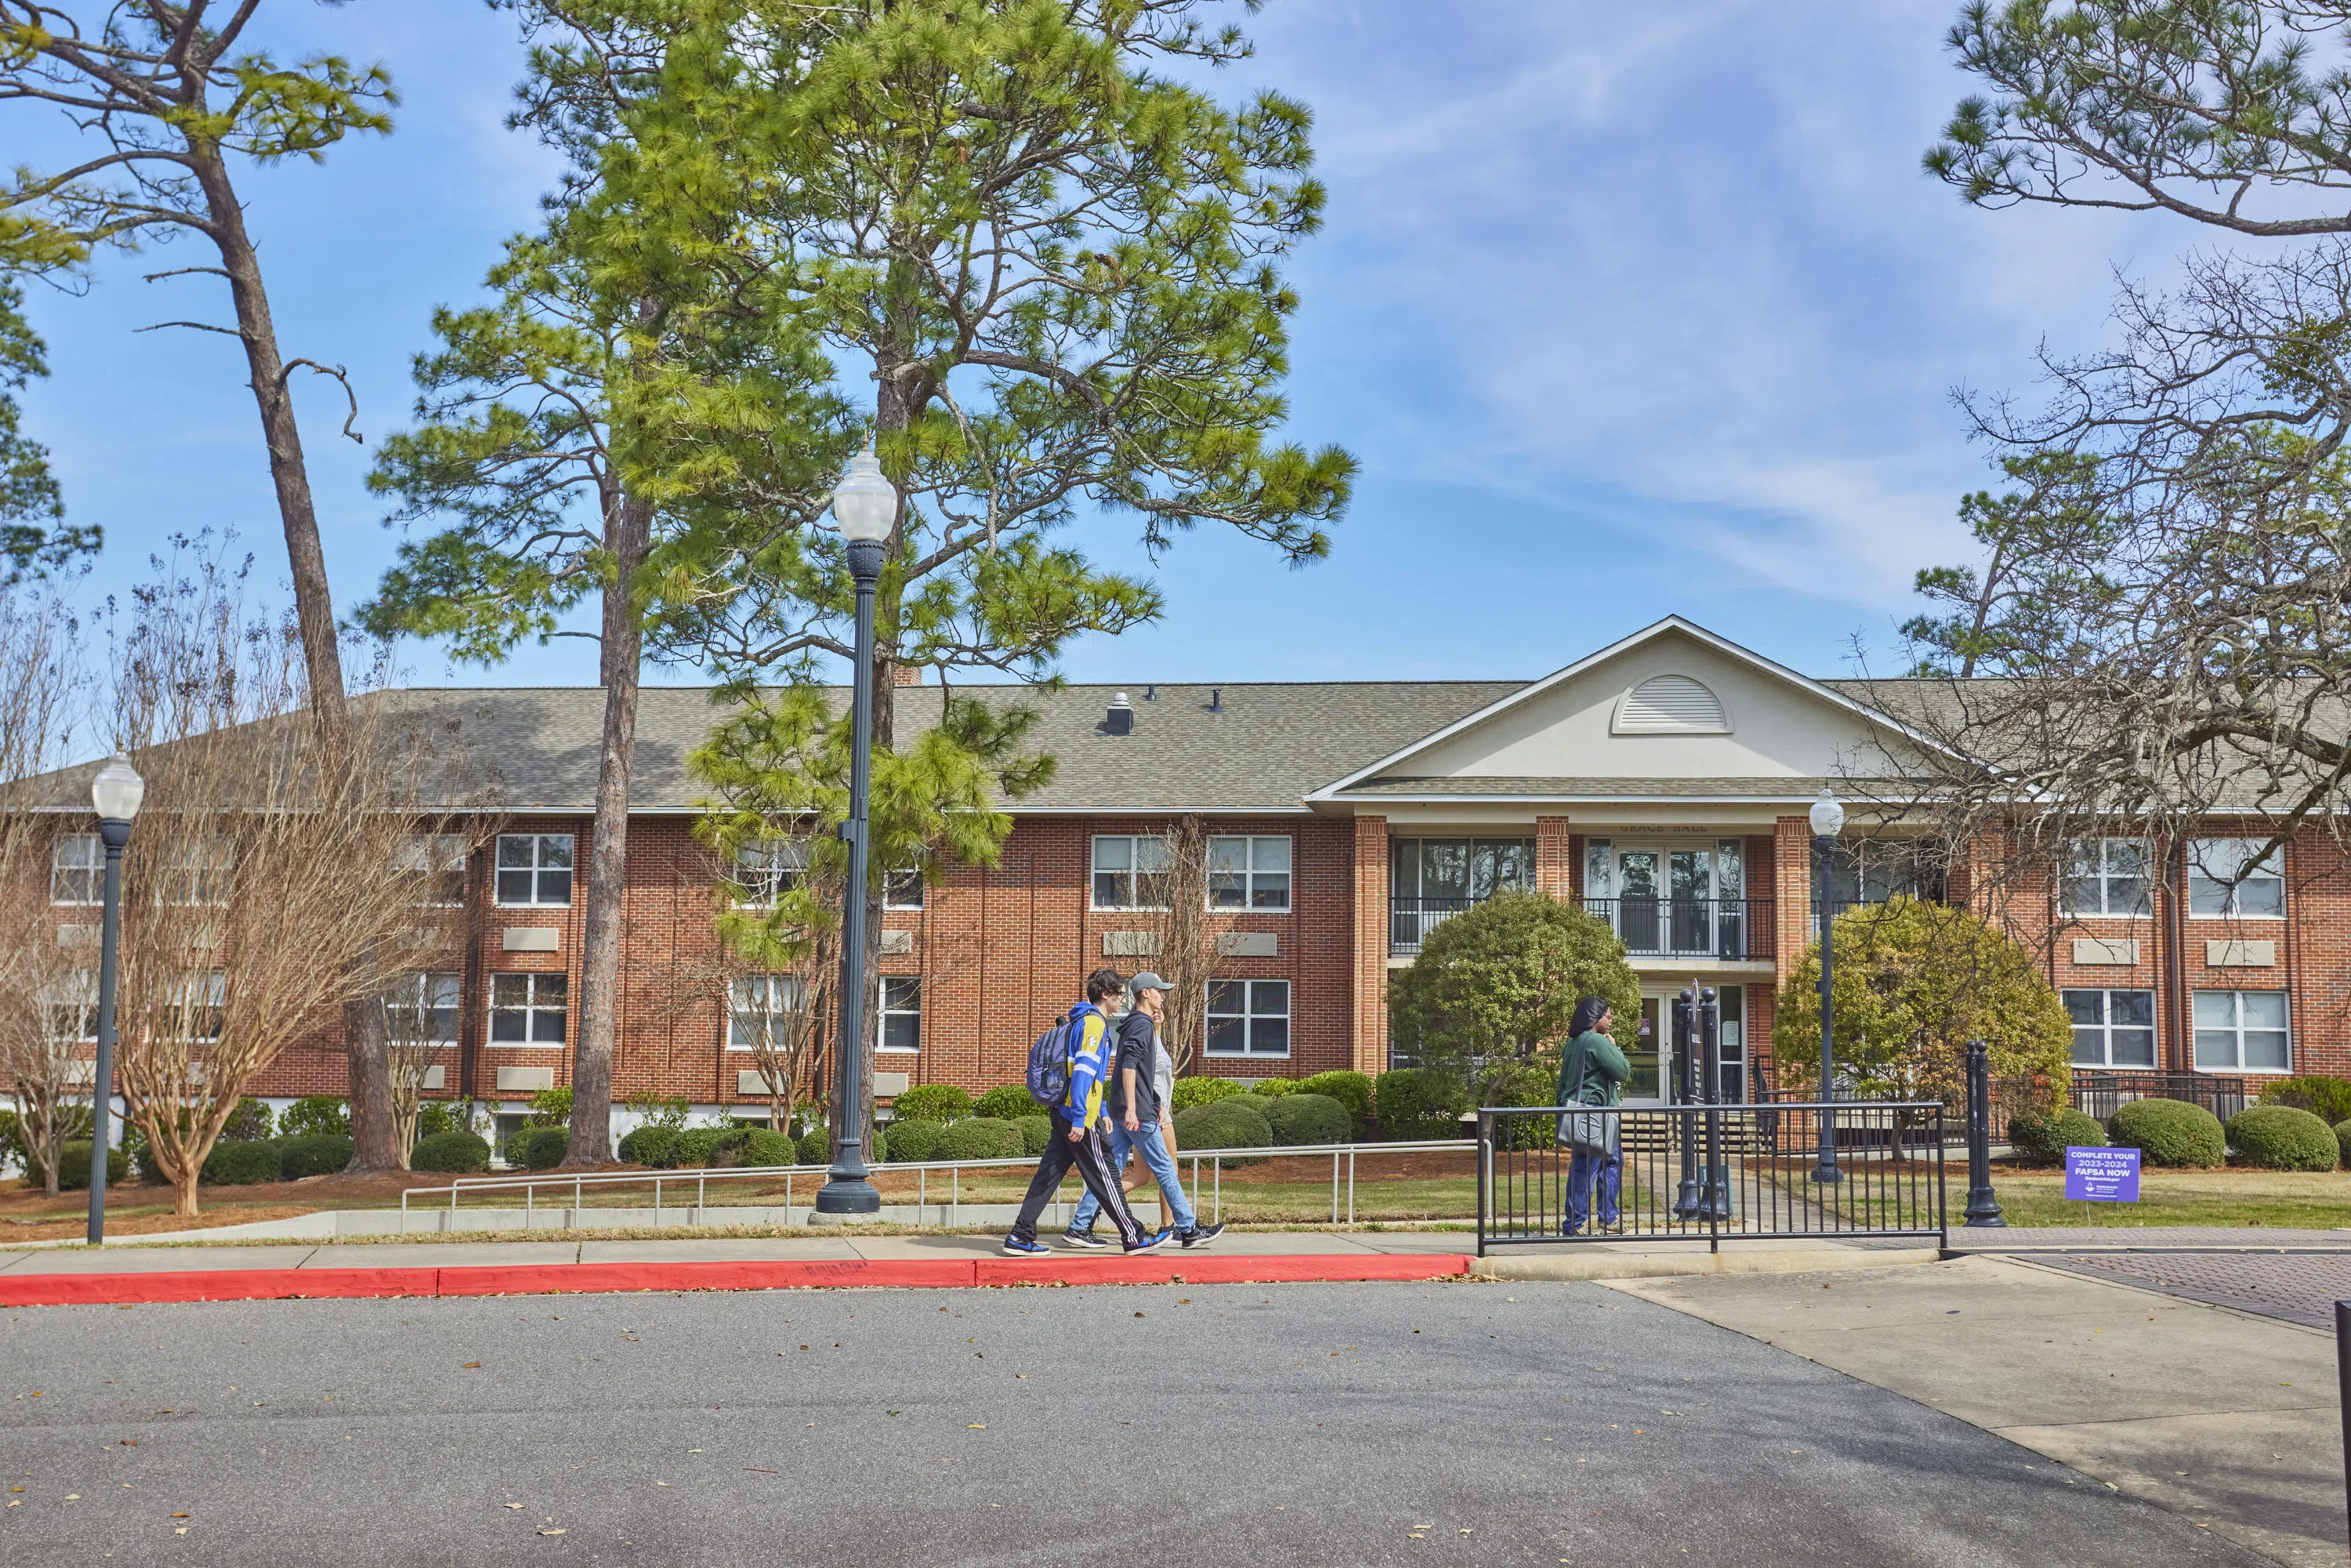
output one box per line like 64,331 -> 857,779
1065,971 -> 1223,1249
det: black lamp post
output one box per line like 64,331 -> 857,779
86,753 -> 144,1245
814,444 -> 894,1218
1809,788 -> 1844,1186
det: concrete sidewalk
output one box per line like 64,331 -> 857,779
1610,1254 -> 2346,1567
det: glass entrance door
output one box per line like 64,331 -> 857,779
1616,849 -> 1661,954
1625,995 -> 1666,1104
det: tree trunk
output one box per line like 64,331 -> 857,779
567,493 -> 651,1165
344,998 -> 400,1173
172,1165 -> 198,1219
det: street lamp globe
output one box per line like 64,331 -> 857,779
91,753 -> 144,823
1808,787 -> 1844,839
831,445 -> 897,543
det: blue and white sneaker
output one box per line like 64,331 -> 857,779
1123,1227 -> 1176,1255
1001,1234 -> 1051,1257
1179,1222 -> 1226,1249
1061,1228 -> 1108,1250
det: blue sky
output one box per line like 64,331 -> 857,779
9,0 -> 2191,692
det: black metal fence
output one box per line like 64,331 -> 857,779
1476,1101 -> 1947,1255
2069,1071 -> 2248,1126
1577,896 -> 1776,961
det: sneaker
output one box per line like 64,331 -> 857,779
1123,1227 -> 1175,1255
1179,1222 -> 1226,1249
1001,1234 -> 1051,1257
1060,1228 -> 1108,1250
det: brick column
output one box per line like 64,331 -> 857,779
1773,815 -> 1812,987
1534,815 -> 1573,900
1351,814 -> 1390,1074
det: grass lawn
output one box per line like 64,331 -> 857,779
1983,1164 -> 2351,1229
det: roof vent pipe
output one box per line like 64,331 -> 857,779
1143,684 -> 1156,701
1208,688 -> 1222,714
1105,691 -> 1134,737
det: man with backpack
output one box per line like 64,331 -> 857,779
1063,972 -> 1224,1250
1001,968 -> 1172,1257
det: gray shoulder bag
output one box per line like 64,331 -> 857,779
1555,1033 -> 1614,1157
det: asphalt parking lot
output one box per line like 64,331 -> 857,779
1,1279 -> 2267,1566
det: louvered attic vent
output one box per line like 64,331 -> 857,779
1612,674 -> 1730,734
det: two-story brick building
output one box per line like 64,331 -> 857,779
29,615 -> 2346,1134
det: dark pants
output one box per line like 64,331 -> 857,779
1010,1114 -> 1147,1248
1564,1143 -> 1622,1234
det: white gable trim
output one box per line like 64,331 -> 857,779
1306,615 -> 1958,801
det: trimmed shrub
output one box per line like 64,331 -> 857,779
2008,1110 -> 2106,1168
2338,1120 -> 2351,1171
2226,1104 -> 2339,1171
279,1134 -> 354,1180
1375,1068 -> 1469,1140
936,1119 -> 1024,1161
223,1096 -> 273,1142
55,1140 -> 129,1191
1170,1077 -> 1245,1113
2258,1076 -> 2351,1126
618,1124 -> 680,1168
1252,1077 -> 1298,1097
2109,1098 -> 2226,1168
1296,1071 -> 1375,1135
413,1101 -> 460,1140
870,1125 -> 886,1164
202,1138 -> 283,1186
1261,1092 -> 1352,1146
883,1117 -> 946,1164
1480,1060 -> 1561,1150
892,1085 -> 972,1124
1172,1096 -> 1273,1160
527,1086 -> 574,1126
1013,1114 -> 1052,1156
521,1126 -> 570,1171
971,1085 -> 1036,1121
672,1126 -> 741,1168
743,1129 -> 798,1168
796,1128 -> 830,1164
278,1096 -> 351,1139
410,1131 -> 491,1174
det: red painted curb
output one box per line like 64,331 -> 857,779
0,1253 -> 1473,1308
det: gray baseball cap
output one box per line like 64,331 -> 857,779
1128,972 -> 1172,995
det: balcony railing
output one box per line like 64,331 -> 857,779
1581,896 -> 1775,961
1391,896 -> 1474,954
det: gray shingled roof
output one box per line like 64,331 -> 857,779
1331,775 -> 1853,798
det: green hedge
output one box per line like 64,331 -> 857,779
1252,1077 -> 1298,1097
2338,1121 -> 2351,1171
883,1118 -> 946,1163
1375,1068 -> 1468,1140
202,1138 -> 283,1186
892,1085 -> 971,1124
1170,1077 -> 1246,1113
279,1133 -> 354,1180
796,1128 -> 830,1164
1013,1114 -> 1052,1156
743,1129 -> 798,1167
520,1126 -> 570,1171
278,1096 -> 351,1139
1172,1096 -> 1273,1163
1480,1061 -> 1560,1150
2109,1098 -> 2226,1168
618,1125 -> 680,1167
2257,1076 -> 2351,1125
1262,1092 -> 1352,1146
936,1119 -> 1023,1161
2008,1109 -> 2106,1168
410,1131 -> 491,1174
971,1085 -> 1036,1121
222,1096 -> 273,1142
2225,1104 -> 2339,1171
56,1140 -> 129,1191
413,1101 -> 462,1140
1295,1071 -> 1375,1135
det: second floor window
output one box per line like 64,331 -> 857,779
167,971 -> 226,1042
1208,836 -> 1292,911
2188,838 -> 2284,918
884,866 -> 926,910
727,975 -> 804,1048
2062,838 -> 2149,918
50,832 -> 100,904
876,976 -> 922,1052
490,972 -> 567,1044
164,838 -> 230,905
386,972 -> 461,1044
497,834 -> 574,907
1092,835 -> 1170,910
395,835 -> 468,907
42,972 -> 96,1041
1395,838 -> 1534,906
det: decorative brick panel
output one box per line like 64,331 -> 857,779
1352,814 -> 1389,1074
1534,816 -> 1573,900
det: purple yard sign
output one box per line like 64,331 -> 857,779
2064,1146 -> 2141,1203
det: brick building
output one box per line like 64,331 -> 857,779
27,616 -> 2346,1136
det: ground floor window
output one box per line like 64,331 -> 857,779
490,972 -> 567,1045
876,976 -> 921,1053
2192,990 -> 2288,1072
1717,986 -> 1746,1103
2063,989 -> 2157,1069
1206,979 -> 1290,1057
387,971 -> 461,1045
727,975 -> 802,1050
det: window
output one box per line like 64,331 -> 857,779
1716,986 -> 1747,1103
1205,979 -> 1291,1058
1092,835 -> 1170,910
42,972 -> 96,1042
2188,838 -> 2284,919
2063,989 -> 2157,1069
386,972 -> 461,1045
1824,840 -> 1944,907
1208,836 -> 1292,911
885,866 -> 926,910
167,971 -> 226,1042
490,972 -> 568,1045
50,832 -> 100,905
2192,990 -> 2289,1072
496,834 -> 574,907
876,976 -> 921,1053
733,841 -> 806,907
2062,838 -> 2150,918
395,835 -> 468,907
727,975 -> 803,1050
164,838 -> 230,905
1393,838 -> 1534,904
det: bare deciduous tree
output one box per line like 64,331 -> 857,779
1140,816 -> 1233,1077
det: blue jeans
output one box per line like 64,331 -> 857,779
1071,1118 -> 1196,1234
1564,1143 -> 1621,1234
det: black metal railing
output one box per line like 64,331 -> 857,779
2070,1071 -> 2248,1126
1476,1101 -> 1947,1255
1578,896 -> 1775,961
1390,896 -> 1475,954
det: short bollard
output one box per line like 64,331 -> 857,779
1962,1038 -> 2005,1228
2338,1300 -> 2351,1555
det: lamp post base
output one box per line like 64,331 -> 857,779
1962,1188 -> 2006,1227
813,1177 -> 882,1215
1808,1164 -> 1844,1185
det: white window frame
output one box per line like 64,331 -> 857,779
50,832 -> 101,906
884,864 -> 926,910
164,838 -> 230,906
42,971 -> 96,1042
386,971 -> 462,1045
726,974 -> 803,1050
1208,835 -> 1293,911
395,835 -> 469,907
1204,978 -> 1291,1059
489,972 -> 568,1046
495,834 -> 574,907
876,976 -> 921,1053
733,841 -> 806,909
2191,989 -> 2291,1074
1091,835 -> 1171,911
167,970 -> 226,1042
2187,838 -> 2284,920
2062,987 -> 2158,1070
2061,837 -> 2150,918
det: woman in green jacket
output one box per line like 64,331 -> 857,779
1556,996 -> 1630,1235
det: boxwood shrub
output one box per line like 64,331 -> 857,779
222,1096 -> 273,1142
278,1095 -> 351,1139
520,1126 -> 570,1171
1252,1077 -> 1298,1097
55,1140 -> 129,1191
203,1138 -> 283,1186
278,1133 -> 354,1180
2257,1076 -> 2351,1125
2007,1109 -> 2106,1168
891,1085 -> 971,1124
618,1124 -> 680,1168
2226,1104 -> 2339,1171
1479,1062 -> 1560,1150
970,1085 -> 1036,1121
1170,1077 -> 1245,1113
1013,1114 -> 1052,1156
882,1117 -> 946,1164
936,1119 -> 1023,1161
1295,1070 -> 1375,1135
1375,1068 -> 1469,1140
743,1128 -> 798,1167
2338,1121 -> 2351,1171
1262,1092 -> 1352,1146
796,1128 -> 831,1164
409,1131 -> 491,1174
2108,1098 -> 2226,1168
1172,1096 -> 1273,1163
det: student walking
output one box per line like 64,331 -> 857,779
1558,996 -> 1630,1237
1065,972 -> 1225,1250
1002,969 -> 1172,1257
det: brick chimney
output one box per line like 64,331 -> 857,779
893,662 -> 922,686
